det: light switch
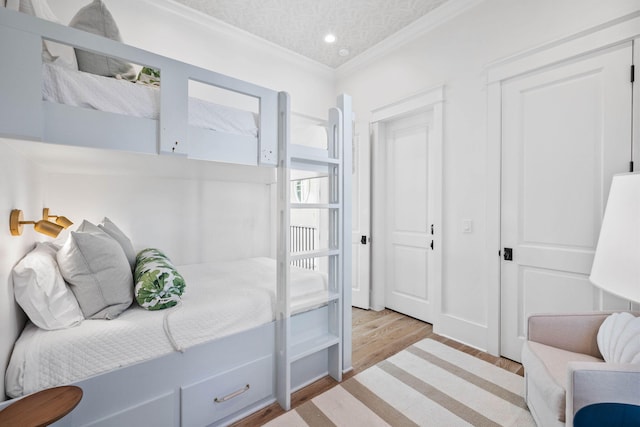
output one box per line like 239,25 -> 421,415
463,219 -> 473,233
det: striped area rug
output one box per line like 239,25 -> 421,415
266,339 -> 535,426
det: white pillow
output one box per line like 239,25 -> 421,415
597,312 -> 640,363
57,220 -> 133,319
19,0 -> 79,69
12,242 -> 83,330
69,0 -> 136,80
98,217 -> 136,271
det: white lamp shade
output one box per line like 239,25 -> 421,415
590,173 -> 640,303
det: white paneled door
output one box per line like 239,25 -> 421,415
384,112 -> 435,323
500,43 -> 633,361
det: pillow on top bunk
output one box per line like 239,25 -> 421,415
134,248 -> 185,311
69,0 -> 137,80
57,220 -> 133,319
12,242 -> 84,330
98,217 -> 136,271
18,0 -> 79,70
136,67 -> 160,87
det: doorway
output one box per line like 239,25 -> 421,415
370,88 -> 443,324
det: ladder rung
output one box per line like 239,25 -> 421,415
290,249 -> 340,261
289,144 -> 340,162
290,333 -> 340,362
327,291 -> 340,302
291,156 -> 340,167
291,203 -> 340,209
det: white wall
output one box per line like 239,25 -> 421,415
0,141 -> 45,399
336,0 -> 640,350
44,173 -> 272,265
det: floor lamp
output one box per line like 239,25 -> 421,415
590,173 -> 640,307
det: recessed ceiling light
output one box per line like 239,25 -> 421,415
324,33 -> 336,44
338,48 -> 350,57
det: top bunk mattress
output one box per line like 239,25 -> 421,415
5,257 -> 327,398
42,63 -> 259,138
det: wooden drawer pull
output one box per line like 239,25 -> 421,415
213,384 -> 250,403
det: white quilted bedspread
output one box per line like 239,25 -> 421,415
6,258 -> 326,398
42,63 -> 258,138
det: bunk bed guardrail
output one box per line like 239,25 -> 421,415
0,8 -> 279,166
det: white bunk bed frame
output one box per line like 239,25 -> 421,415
0,8 -> 352,426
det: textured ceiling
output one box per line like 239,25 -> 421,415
173,0 -> 450,68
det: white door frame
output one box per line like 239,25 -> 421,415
486,12 -> 640,356
351,128 -> 372,310
370,86 -> 443,324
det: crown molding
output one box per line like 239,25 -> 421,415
142,0 -> 335,79
370,85 -> 444,123
484,10 -> 640,82
336,0 -> 484,79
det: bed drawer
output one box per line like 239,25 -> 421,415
181,355 -> 273,426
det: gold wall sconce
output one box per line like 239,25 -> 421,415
10,208 -> 73,238
42,208 -> 73,229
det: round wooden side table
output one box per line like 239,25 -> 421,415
0,386 -> 82,427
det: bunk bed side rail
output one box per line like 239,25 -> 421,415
0,8 -> 278,166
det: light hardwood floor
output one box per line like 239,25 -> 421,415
233,308 -> 523,426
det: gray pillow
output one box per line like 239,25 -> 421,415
99,217 -> 136,271
57,220 -> 133,319
69,0 -> 136,80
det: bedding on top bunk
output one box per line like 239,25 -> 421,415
5,257 -> 327,398
42,62 -> 259,138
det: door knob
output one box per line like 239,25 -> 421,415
503,248 -> 513,261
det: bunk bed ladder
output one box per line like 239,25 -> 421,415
276,93 -> 350,411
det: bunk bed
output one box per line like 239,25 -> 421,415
0,5 -> 352,426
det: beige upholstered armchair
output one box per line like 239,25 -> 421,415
521,312 -> 640,426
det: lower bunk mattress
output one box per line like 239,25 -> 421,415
5,257 -> 327,398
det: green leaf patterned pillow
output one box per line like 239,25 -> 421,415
136,67 -> 160,87
134,248 -> 185,310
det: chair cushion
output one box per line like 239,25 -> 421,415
522,341 -> 603,422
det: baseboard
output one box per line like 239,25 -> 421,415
434,312 -> 489,352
